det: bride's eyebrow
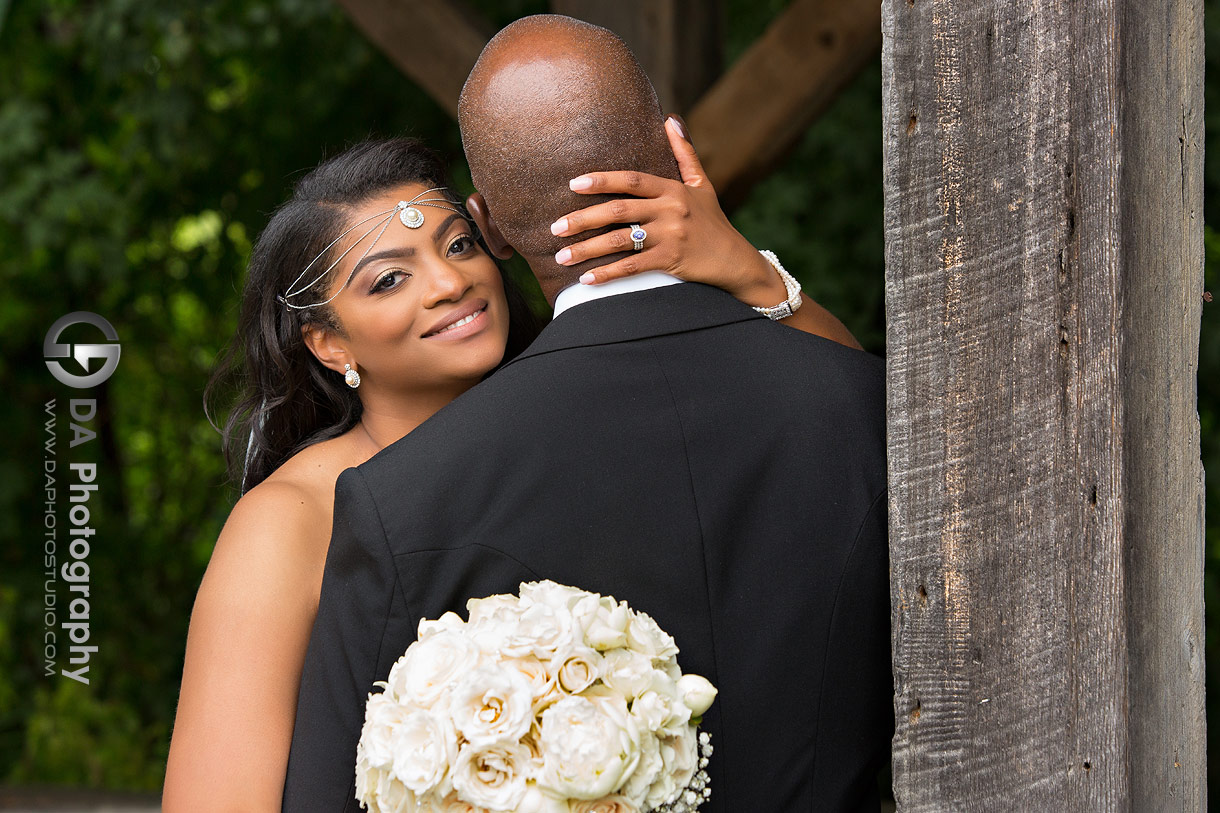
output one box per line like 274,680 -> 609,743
431,212 -> 464,240
351,247 -> 414,281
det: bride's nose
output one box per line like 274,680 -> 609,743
420,258 -> 472,308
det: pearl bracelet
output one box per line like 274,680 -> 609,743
752,250 -> 803,320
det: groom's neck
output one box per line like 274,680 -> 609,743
525,248 -> 638,307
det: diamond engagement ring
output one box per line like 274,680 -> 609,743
630,224 -> 647,251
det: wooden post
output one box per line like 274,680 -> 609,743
882,0 -> 1205,809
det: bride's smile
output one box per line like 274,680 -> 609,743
422,300 -> 490,339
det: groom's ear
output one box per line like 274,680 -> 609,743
466,192 -> 514,260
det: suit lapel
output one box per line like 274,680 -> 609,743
505,282 -> 766,368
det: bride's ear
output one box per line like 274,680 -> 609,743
301,323 -> 351,375
466,192 -> 514,260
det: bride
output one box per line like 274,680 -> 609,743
162,122 -> 859,810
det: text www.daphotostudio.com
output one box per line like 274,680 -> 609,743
41,311 -> 121,685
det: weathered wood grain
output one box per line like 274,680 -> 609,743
882,0 -> 1204,808
1120,0 -> 1206,808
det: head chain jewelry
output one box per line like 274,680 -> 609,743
276,186 -> 473,311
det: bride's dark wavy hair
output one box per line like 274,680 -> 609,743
205,137 -> 543,494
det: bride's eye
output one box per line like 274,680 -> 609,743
370,269 -> 409,294
447,233 -> 476,257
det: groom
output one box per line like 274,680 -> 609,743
283,14 -> 892,812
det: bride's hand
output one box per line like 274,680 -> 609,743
550,115 -> 863,350
549,115 -> 784,308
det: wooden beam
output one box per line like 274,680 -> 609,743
687,0 -> 880,208
333,0 -> 491,118
550,0 -> 722,115
883,0 -> 1205,808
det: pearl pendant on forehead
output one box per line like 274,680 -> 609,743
399,204 -> 425,228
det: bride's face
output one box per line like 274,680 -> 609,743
319,183 -> 511,395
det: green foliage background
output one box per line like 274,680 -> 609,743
0,0 -> 1212,795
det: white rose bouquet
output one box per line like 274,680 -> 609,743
354,580 -> 717,813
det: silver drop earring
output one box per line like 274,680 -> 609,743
344,363 -> 361,389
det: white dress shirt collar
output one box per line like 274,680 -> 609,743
552,271 -> 685,318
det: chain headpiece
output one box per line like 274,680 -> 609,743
276,186 -> 471,310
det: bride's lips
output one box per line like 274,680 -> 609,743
422,298 -> 490,340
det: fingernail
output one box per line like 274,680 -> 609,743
550,218 -> 568,236
569,176 -> 593,191
555,248 -> 573,265
667,114 -> 690,142
579,272 -> 596,285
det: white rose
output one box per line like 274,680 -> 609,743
517,783 -> 573,813
520,596 -> 589,659
360,692 -> 413,768
451,741 -> 532,812
581,598 -> 630,651
551,646 -> 603,695
355,738 -> 392,810
418,611 -> 466,641
431,791 -> 484,812
647,726 -> 697,809
676,674 -> 718,718
466,597 -> 535,658
388,630 -> 481,708
564,594 -> 599,641
629,675 -> 690,738
538,695 -> 641,801
371,766 -> 415,813
390,708 -> 456,797
411,792 -> 449,813
602,644 -> 678,703
449,663 -> 534,747
615,730 -> 661,810
599,649 -> 656,700
642,764 -> 677,813
519,580 -> 590,613
520,720 -> 547,778
570,796 -> 639,813
501,655 -> 559,712
465,593 -> 521,625
625,610 -> 678,661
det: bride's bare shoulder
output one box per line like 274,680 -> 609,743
211,433 -> 361,575
239,433 -> 361,524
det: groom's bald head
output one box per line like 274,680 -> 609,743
458,15 -> 678,296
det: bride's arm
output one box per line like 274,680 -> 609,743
163,481 -> 326,812
549,116 -> 862,350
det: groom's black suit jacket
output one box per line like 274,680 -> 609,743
282,282 -> 892,812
